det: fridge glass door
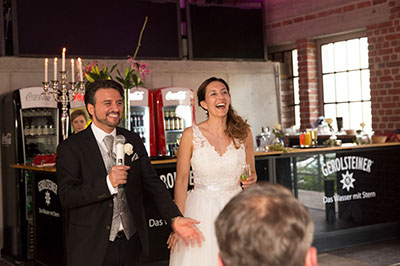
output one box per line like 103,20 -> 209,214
162,105 -> 192,156
21,108 -> 58,163
130,106 -> 150,154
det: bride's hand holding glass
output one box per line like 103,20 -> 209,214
240,164 -> 257,188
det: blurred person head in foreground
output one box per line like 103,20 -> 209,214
215,182 -> 317,266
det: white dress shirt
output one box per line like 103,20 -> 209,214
91,123 -> 118,195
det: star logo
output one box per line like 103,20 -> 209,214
340,170 -> 356,192
45,190 -> 51,206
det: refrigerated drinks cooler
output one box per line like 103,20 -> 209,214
129,87 -> 157,157
0,86 -> 59,261
153,87 -> 196,156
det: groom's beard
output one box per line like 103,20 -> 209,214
94,110 -> 121,128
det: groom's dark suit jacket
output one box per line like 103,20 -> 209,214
56,125 -> 181,266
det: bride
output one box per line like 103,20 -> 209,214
168,77 -> 257,265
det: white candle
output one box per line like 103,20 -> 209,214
62,47 -> 66,72
54,57 -> 58,80
71,59 -> 75,82
78,58 -> 83,82
44,58 -> 48,82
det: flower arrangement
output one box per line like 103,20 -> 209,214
272,124 -> 284,139
326,118 -> 334,132
83,17 -> 150,129
84,17 -> 150,90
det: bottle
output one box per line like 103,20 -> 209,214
176,116 -> 181,130
180,117 -> 185,130
141,129 -> 146,144
43,125 -> 49,135
130,115 -> 134,131
170,111 -> 175,130
139,112 -> 144,127
165,111 -> 170,131
133,112 -> 138,128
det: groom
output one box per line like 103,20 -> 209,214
56,80 -> 203,266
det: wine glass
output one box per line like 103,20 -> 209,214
240,164 -> 251,183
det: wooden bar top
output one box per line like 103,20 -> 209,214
255,142 -> 400,156
10,142 -> 400,171
10,163 -> 56,172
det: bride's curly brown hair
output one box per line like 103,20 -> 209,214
197,77 -> 250,148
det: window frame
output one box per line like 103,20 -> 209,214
268,44 -> 300,128
315,30 -> 370,130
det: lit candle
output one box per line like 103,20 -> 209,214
54,57 -> 58,80
78,58 -> 83,82
71,59 -> 75,82
44,58 -> 48,82
62,47 -> 66,72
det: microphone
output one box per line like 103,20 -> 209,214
115,135 -> 126,166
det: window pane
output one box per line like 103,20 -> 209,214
292,49 -> 298,77
347,39 -> 360,70
349,102 -> 363,130
323,74 -> 335,103
295,105 -> 300,129
324,104 -> 337,129
362,102 -> 372,132
360,37 -> 369,69
334,41 -> 347,72
361,69 -> 370,100
348,70 -> 362,101
337,103 -> 350,129
335,72 -> 348,102
294,77 -> 300,104
322,43 -> 334,73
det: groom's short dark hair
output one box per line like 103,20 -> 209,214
84,80 -> 124,115
215,182 -> 314,266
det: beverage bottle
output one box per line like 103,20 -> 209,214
175,116 -> 180,130
140,112 -> 144,127
142,129 -> 146,143
170,111 -> 175,130
130,115 -> 134,131
180,118 -> 185,129
165,118 -> 170,131
133,112 -> 138,128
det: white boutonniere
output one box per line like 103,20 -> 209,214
124,143 -> 134,156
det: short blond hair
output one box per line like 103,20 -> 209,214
215,182 -> 314,266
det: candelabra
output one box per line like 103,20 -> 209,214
42,71 -> 85,140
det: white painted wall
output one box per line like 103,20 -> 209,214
0,56 -> 279,250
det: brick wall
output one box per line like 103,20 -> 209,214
267,0 -> 400,134
296,39 -> 319,129
367,0 -> 400,134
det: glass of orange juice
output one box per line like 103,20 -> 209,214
299,132 -> 306,148
304,131 -> 312,147
306,128 -> 317,147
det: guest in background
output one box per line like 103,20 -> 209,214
168,77 -> 257,266
215,182 -> 317,266
70,109 -> 88,133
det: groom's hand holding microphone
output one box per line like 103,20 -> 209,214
109,135 -> 130,188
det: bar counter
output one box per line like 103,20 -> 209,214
9,142 -> 400,265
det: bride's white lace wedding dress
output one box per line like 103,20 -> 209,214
169,125 -> 246,266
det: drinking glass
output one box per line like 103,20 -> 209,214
299,132 -> 306,148
307,128 -> 318,147
240,164 -> 251,182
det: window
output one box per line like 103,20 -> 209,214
268,48 -> 300,129
321,37 -> 371,132
292,49 -> 300,128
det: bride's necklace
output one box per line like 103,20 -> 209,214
207,121 -> 227,141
